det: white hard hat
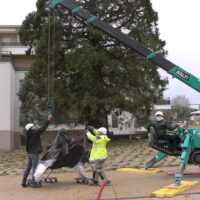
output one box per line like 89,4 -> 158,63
155,111 -> 164,117
98,127 -> 107,135
25,123 -> 34,131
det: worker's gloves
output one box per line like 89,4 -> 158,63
87,126 -> 95,133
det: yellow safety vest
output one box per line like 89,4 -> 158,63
86,130 -> 111,162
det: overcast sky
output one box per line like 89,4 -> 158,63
151,0 -> 200,106
0,0 -> 199,105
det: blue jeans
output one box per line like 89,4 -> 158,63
22,153 -> 39,184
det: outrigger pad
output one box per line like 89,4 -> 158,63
151,181 -> 199,197
117,168 -> 162,173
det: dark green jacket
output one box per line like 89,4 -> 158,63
146,119 -> 178,135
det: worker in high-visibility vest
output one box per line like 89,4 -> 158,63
86,126 -> 111,186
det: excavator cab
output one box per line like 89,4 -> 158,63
148,126 -> 181,156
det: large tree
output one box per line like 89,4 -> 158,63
18,0 -> 167,127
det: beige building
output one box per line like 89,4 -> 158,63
0,25 -> 33,150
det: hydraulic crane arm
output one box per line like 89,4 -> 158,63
48,0 -> 200,93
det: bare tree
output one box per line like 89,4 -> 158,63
171,95 -> 190,121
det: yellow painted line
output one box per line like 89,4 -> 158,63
151,181 -> 200,197
117,168 -> 162,173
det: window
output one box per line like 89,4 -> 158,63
19,79 -> 25,89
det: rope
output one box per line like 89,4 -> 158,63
96,180 -> 108,200
47,9 -> 51,107
51,10 -> 56,113
96,181 -> 118,200
47,9 -> 55,115
110,183 -> 118,200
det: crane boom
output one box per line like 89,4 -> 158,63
48,0 -> 200,93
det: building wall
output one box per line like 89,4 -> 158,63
0,25 -> 30,150
0,61 -> 24,150
10,58 -> 16,149
0,61 -> 16,150
0,33 -> 18,42
14,71 -> 26,131
15,55 -> 33,68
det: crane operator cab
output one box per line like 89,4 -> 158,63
148,126 -> 181,156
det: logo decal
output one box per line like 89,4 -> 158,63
175,70 -> 190,81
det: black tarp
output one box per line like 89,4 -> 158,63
41,129 -> 89,170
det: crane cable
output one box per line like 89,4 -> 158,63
47,8 -> 55,115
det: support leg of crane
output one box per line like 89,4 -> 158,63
144,151 -> 167,169
175,162 -> 185,185
150,180 -> 199,197
173,133 -> 191,185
